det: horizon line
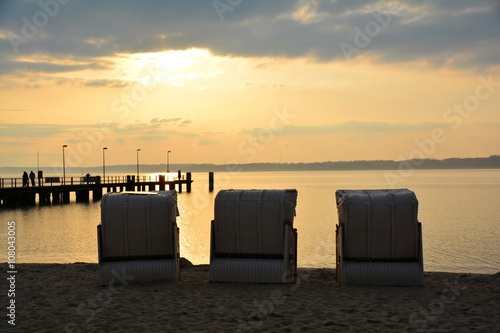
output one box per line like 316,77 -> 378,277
1,155 -> 499,170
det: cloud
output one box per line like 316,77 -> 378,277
0,140 -> 34,146
150,118 -> 183,124
0,118 -> 195,140
134,134 -> 168,142
83,79 -> 130,88
112,120 -> 193,137
0,60 -> 88,74
471,121 -> 500,128
2,119 -> 497,146
242,121 -> 443,137
197,138 -> 220,146
1,76 -> 131,89
0,123 -> 73,138
0,0 -> 498,72
278,0 -> 328,24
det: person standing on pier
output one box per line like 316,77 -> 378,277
22,171 -> 29,187
29,171 -> 36,186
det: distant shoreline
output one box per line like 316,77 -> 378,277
1,155 -> 499,176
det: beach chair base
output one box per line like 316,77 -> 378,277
97,223 -> 180,286
210,258 -> 295,283
340,261 -> 423,286
98,260 -> 179,286
336,223 -> 424,286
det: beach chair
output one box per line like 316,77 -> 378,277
209,189 -> 298,283
97,191 -> 180,286
335,189 -> 423,286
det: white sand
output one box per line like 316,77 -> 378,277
3,264 -> 499,332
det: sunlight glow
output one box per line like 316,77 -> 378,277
114,48 -> 215,87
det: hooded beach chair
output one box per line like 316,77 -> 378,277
335,189 -> 423,286
97,190 -> 180,286
209,189 -> 298,283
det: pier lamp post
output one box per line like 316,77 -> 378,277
102,147 -> 107,184
62,144 -> 67,185
167,150 -> 171,173
136,148 -> 141,180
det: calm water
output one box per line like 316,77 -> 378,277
1,169 -> 499,274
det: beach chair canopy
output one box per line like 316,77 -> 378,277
97,190 -> 180,285
335,189 -> 423,285
213,189 -> 297,257
100,191 -> 179,260
336,189 -> 419,261
210,189 -> 298,283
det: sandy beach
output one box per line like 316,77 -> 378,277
3,263 -> 499,332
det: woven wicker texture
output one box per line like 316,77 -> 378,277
210,189 -> 298,283
336,189 -> 423,286
214,189 -> 297,256
336,189 -> 419,260
100,191 -> 178,259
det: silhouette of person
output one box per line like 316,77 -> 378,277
86,173 -> 90,184
22,171 -> 29,187
29,171 -> 35,186
178,170 -> 181,180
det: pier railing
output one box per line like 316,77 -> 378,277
0,175 -> 167,189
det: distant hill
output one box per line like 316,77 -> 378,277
1,155 -> 499,177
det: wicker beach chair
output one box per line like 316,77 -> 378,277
335,189 -> 424,286
97,191 -> 180,286
209,189 -> 298,283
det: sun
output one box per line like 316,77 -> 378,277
115,48 -> 213,87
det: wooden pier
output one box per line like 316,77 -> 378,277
0,173 -> 193,209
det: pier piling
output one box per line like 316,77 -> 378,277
76,190 -> 89,203
187,172 -> 192,193
52,192 -> 61,204
209,172 -> 214,192
39,191 -> 51,205
62,191 -> 70,203
159,175 -> 165,190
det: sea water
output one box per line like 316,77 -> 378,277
1,169 -> 499,274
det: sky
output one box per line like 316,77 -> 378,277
1,0 -> 499,171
